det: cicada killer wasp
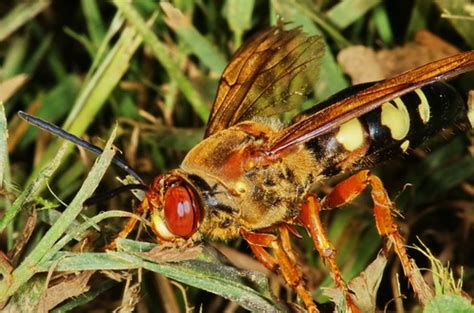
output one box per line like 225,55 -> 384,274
19,25 -> 474,312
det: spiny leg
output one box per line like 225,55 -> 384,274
322,169 -> 433,303
240,228 -> 279,271
298,194 -> 360,313
278,224 -> 298,264
240,227 -> 320,313
105,198 -> 149,250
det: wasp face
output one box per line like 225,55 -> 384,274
147,173 -> 201,242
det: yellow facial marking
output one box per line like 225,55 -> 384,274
335,118 -> 365,151
400,140 -> 410,153
152,212 -> 175,240
415,89 -> 430,124
381,98 -> 410,140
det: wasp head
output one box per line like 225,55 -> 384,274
146,172 -> 201,242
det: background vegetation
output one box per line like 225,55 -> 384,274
0,0 -> 473,312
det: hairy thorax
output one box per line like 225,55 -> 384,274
179,121 -> 322,240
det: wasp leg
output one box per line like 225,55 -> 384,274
322,169 -> 433,303
298,194 -> 360,313
240,228 -> 279,271
240,227 -> 320,313
105,198 -> 149,250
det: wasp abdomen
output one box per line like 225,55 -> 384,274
303,82 -> 466,177
360,82 -> 465,165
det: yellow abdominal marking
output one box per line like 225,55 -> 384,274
381,98 -> 410,140
400,140 -> 410,153
335,118 -> 365,151
415,89 -> 430,124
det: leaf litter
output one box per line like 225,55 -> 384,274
338,30 -> 461,84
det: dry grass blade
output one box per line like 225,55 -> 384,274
37,271 -> 94,312
0,74 -> 29,103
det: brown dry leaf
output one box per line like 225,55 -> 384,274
117,277 -> 141,313
7,100 -> 41,153
414,29 -> 460,55
337,46 -> 386,84
0,253 -> 11,309
0,74 -> 29,103
377,30 -> 460,77
7,209 -> 37,265
323,252 -> 387,313
101,269 -> 130,282
406,258 -> 434,304
37,271 -> 94,312
338,30 -> 461,83
161,2 -> 191,29
141,243 -> 202,263
348,253 -> 387,312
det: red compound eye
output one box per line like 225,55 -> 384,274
163,185 -> 199,238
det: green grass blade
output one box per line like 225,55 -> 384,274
371,4 -> 393,46
280,0 -> 351,48
0,141 -> 67,233
2,36 -> 28,79
424,294 -> 474,313
114,0 -> 210,121
0,103 -> 10,190
1,276 -> 47,313
436,0 -> 474,48
0,103 -> 12,249
406,0 -> 432,39
38,251 -> 286,312
415,155 -> 474,205
81,0 -> 106,47
272,0 -> 349,100
23,33 -> 53,75
326,0 -> 381,30
25,22 -> 143,187
0,127 -> 117,300
85,12 -> 124,80
0,1 -> 50,42
224,0 -> 255,47
20,75 -> 80,149
162,3 -> 227,73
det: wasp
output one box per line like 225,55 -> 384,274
19,25 -> 474,312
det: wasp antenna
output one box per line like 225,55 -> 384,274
18,111 -> 145,184
83,183 -> 148,206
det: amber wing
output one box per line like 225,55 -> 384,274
269,51 -> 474,154
205,25 -> 325,137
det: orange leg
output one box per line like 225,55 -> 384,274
241,227 -> 320,313
322,170 -> 433,303
105,198 -> 149,250
298,195 -> 360,313
240,228 -> 279,271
